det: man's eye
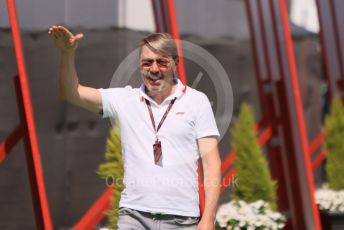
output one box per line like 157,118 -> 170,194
157,60 -> 169,67
141,62 -> 152,67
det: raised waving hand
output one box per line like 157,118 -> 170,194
47,25 -> 102,114
48,25 -> 84,53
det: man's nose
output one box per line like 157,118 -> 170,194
150,61 -> 159,73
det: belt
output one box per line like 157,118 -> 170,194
138,210 -> 197,221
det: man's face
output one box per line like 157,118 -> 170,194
139,45 -> 175,94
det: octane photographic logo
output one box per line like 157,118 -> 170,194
109,40 -> 233,165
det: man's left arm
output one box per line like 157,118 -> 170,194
197,136 -> 221,230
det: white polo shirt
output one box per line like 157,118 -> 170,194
98,79 -> 219,217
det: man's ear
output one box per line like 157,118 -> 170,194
174,57 -> 179,66
172,57 -> 179,71
173,63 -> 177,72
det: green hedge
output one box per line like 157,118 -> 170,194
231,102 -> 277,210
97,125 -> 123,229
324,95 -> 344,190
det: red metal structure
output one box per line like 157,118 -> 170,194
3,0 -> 335,229
151,0 -> 187,85
219,1 -> 327,228
73,187 -> 113,230
316,0 -> 344,99
0,0 -> 53,229
243,0 -> 322,229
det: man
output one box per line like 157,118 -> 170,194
48,25 -> 221,230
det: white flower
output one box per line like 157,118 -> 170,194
315,185 -> 344,213
216,200 -> 286,229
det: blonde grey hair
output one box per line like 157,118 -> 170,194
140,33 -> 179,65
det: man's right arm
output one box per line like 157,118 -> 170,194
48,25 -> 102,114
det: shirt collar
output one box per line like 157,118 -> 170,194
139,79 -> 187,104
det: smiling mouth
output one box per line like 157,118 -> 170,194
146,76 -> 160,81
143,70 -> 164,80
147,78 -> 160,85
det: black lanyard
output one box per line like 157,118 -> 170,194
145,98 -> 176,137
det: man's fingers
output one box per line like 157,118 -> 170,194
47,25 -> 68,36
47,26 -> 56,35
48,25 -> 83,51
58,25 -> 74,38
48,28 -> 59,40
55,29 -> 64,39
57,28 -> 66,38
47,26 -> 60,38
47,25 -> 82,42
74,33 -> 84,41
70,33 -> 84,46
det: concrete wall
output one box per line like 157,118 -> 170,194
175,0 -> 249,39
1,0 -> 297,39
0,0 -> 119,30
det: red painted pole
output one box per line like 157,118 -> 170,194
278,0 -> 321,229
166,0 -> 187,85
151,0 -> 161,32
328,0 -> 344,92
7,0 -> 53,228
245,0 -> 291,221
315,0 -> 334,97
73,187 -> 113,230
0,125 -> 22,163
315,0 -> 344,98
14,77 -> 53,230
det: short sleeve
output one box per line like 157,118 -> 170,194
98,87 -> 133,118
195,93 -> 220,139
98,88 -> 118,118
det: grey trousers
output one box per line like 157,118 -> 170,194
117,207 -> 200,230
